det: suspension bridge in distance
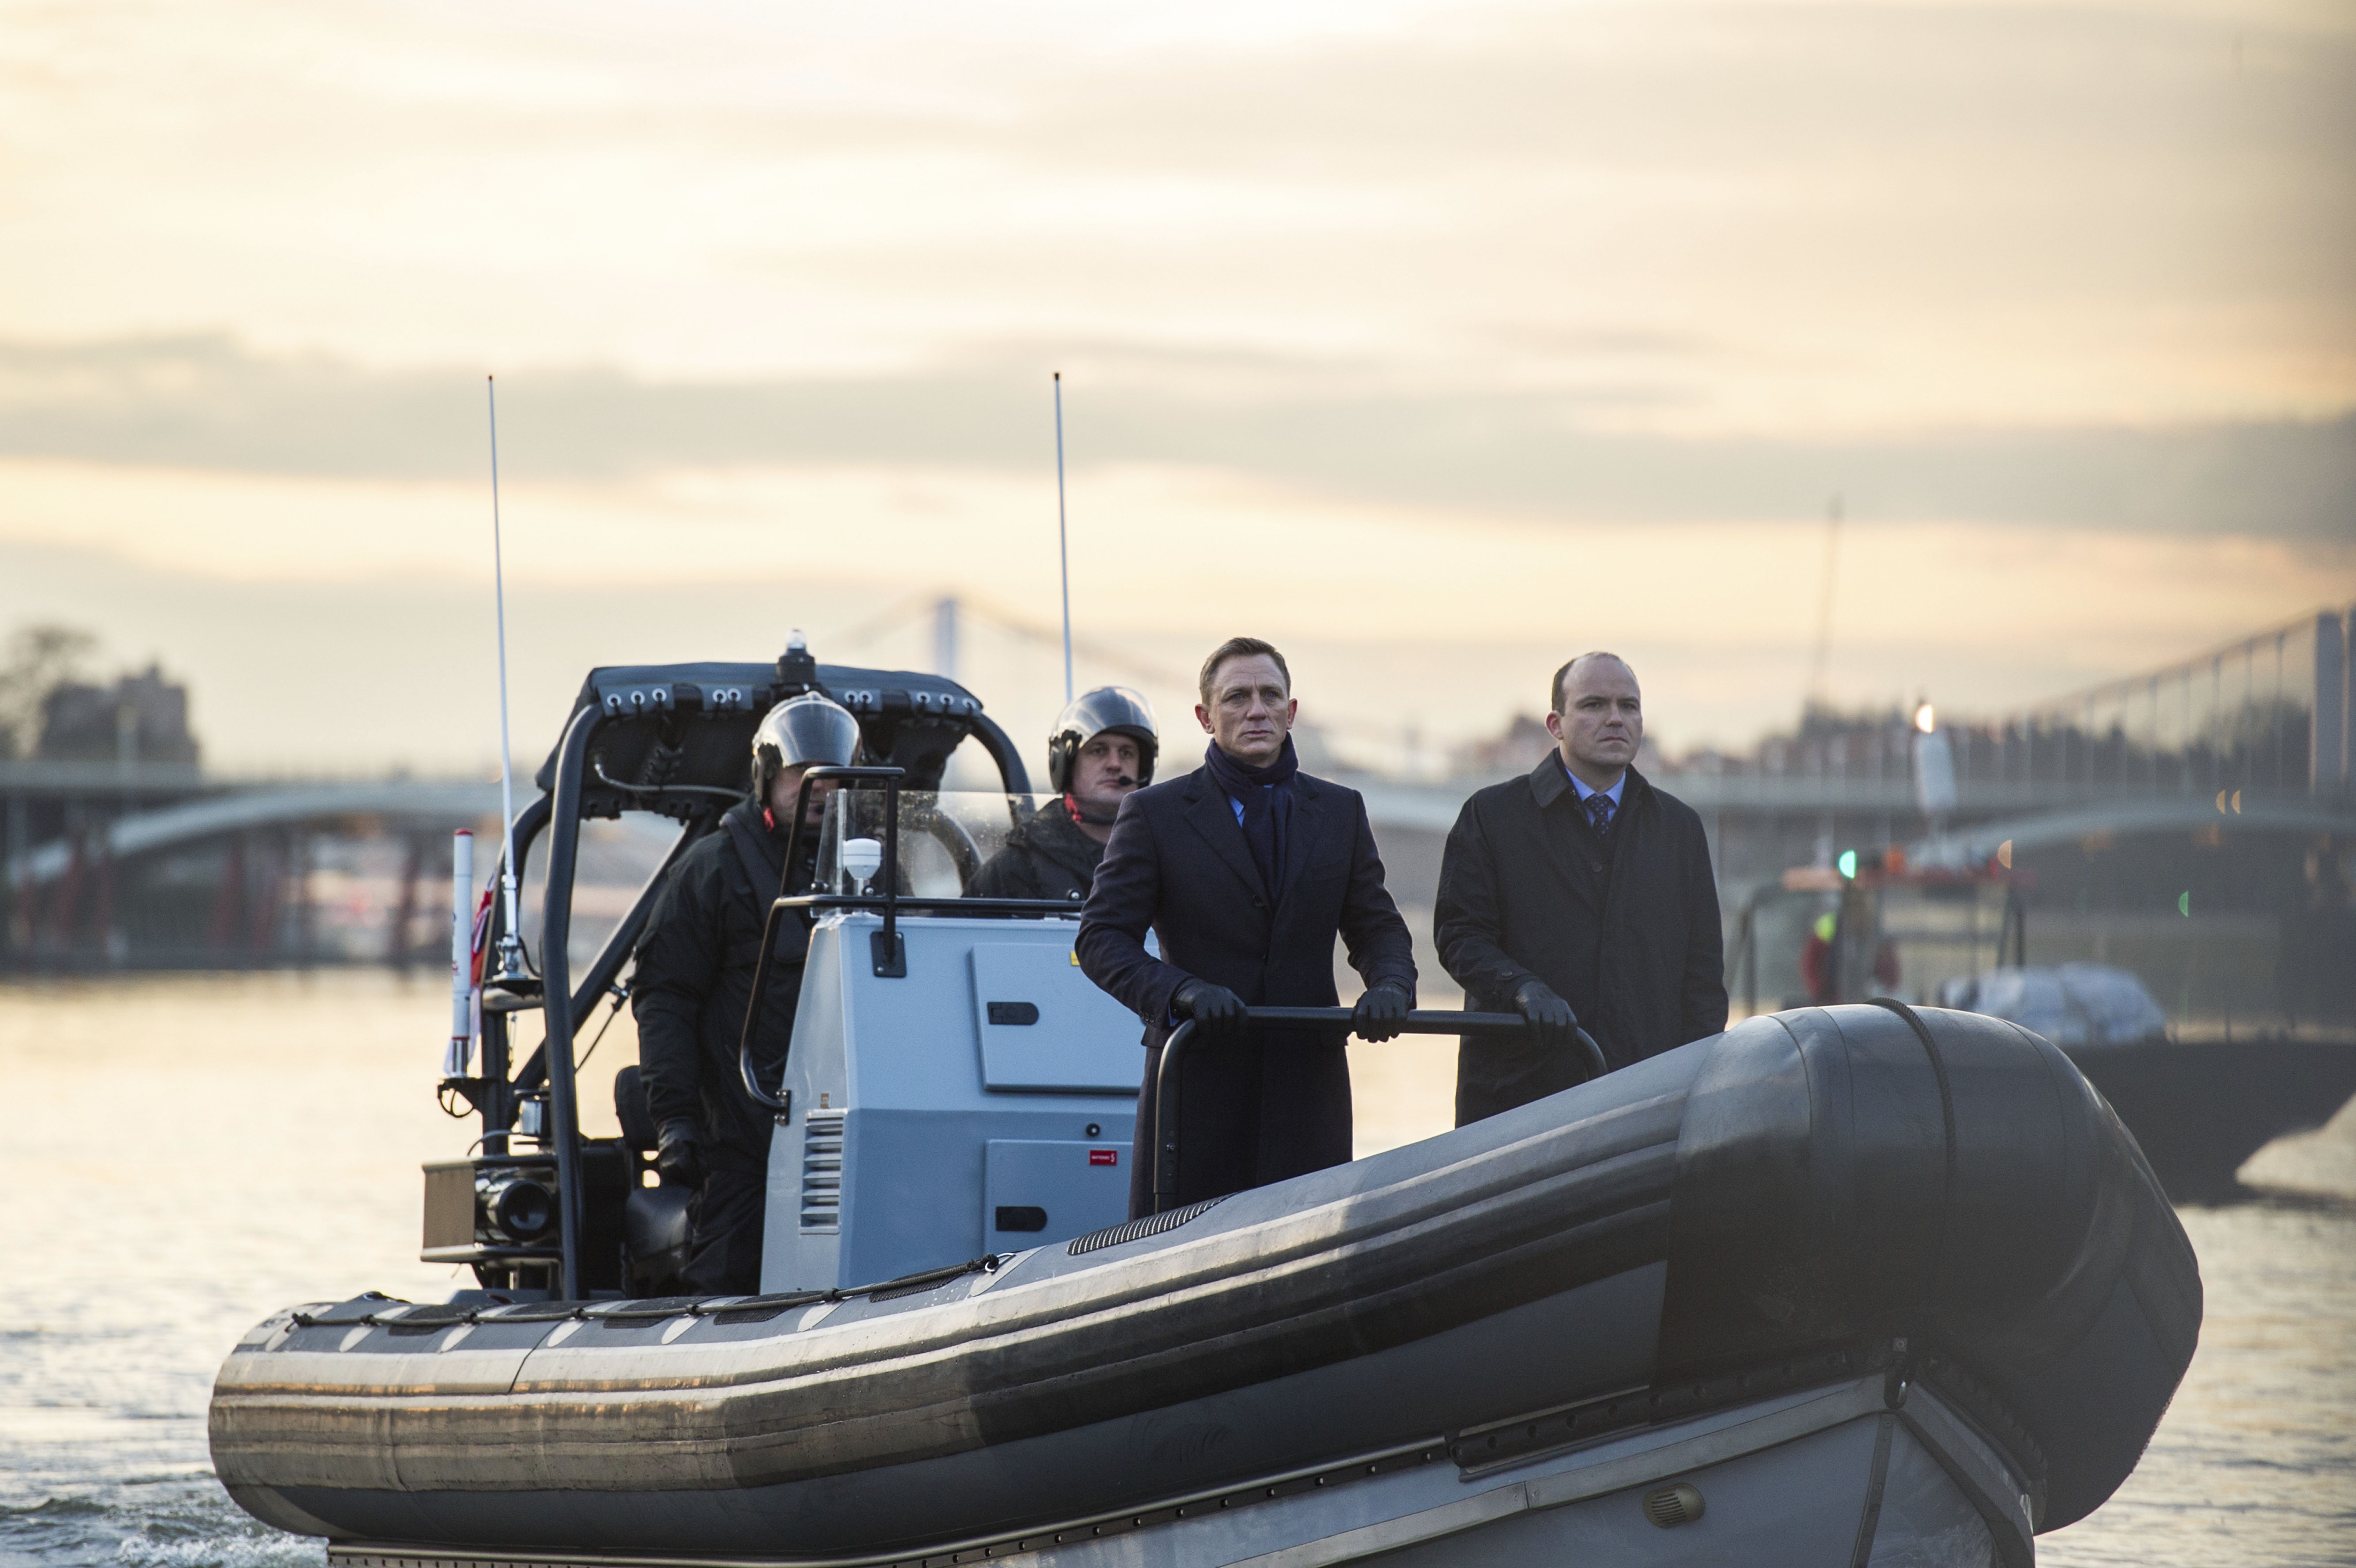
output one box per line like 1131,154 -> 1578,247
3,604 -> 2350,1019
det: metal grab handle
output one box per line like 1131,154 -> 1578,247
1149,1006 -> 1609,1215
740,765 -> 908,1115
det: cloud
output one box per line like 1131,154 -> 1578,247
4,0 -> 2349,422
5,513 -> 2344,771
2,333 -> 2350,536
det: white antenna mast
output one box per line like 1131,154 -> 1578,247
1054,371 -> 1073,705
488,375 -> 528,983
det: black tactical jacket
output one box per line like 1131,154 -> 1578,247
632,801 -> 812,1170
969,798 -> 1104,905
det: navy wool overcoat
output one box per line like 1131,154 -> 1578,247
1077,764 -> 1417,1217
1436,756 -> 1727,1125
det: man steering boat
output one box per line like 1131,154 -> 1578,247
630,692 -> 862,1294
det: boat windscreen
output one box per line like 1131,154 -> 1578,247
816,790 -> 1048,900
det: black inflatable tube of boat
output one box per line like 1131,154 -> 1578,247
1656,1003 -> 2201,1529
211,1004 -> 2198,1551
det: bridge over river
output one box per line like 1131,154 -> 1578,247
6,607 -> 2351,1046
2,762 -> 502,970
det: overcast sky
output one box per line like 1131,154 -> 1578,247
2,0 -> 2350,770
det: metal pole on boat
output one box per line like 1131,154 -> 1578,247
1054,372 -> 1073,705
487,376 -> 528,985
537,704 -> 601,1302
446,829 -> 473,1077
1149,1008 -> 1600,1213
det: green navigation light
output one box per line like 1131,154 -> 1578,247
2178,891 -> 2191,917
1837,850 -> 1858,880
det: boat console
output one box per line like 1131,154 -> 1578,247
745,779 -> 1147,1289
424,641 -> 1084,1301
756,905 -> 1139,1289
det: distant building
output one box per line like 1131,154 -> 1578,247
1451,713 -> 1552,777
1289,718 -> 1342,775
37,664 -> 200,766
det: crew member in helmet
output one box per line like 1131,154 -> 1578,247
971,687 -> 1158,903
632,692 -> 862,1294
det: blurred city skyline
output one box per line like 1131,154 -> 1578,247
2,0 -> 2350,771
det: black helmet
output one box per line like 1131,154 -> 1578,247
1046,686 -> 1158,793
752,692 -> 861,799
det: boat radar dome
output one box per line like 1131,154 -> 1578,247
1047,686 -> 1159,792
752,691 -> 860,799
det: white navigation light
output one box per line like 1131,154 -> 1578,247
843,837 -> 885,891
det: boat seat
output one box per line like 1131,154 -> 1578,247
623,1184 -> 693,1295
614,1064 -> 659,1152
614,1064 -> 693,1294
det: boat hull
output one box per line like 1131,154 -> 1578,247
2063,1035 -> 2356,1201
303,1377 -> 2029,1568
211,1005 -> 2198,1563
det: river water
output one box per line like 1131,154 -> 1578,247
1,974 -> 2349,1566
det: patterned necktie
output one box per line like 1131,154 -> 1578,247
1585,792 -> 1614,837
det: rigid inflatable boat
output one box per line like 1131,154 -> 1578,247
209,647 -> 2201,1567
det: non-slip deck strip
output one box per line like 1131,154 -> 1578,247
1065,1197 -> 1224,1256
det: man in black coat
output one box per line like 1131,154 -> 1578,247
1436,651 -> 1726,1125
971,686 -> 1158,904
1078,638 -> 1417,1217
632,693 -> 860,1293
970,801 -> 1102,904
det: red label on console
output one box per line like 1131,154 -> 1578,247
1089,1149 -> 1118,1166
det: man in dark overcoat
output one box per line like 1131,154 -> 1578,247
1436,651 -> 1726,1125
1078,637 -> 1417,1217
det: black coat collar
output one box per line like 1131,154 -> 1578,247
1276,775 -> 1325,905
723,799 -> 786,881
1525,753 -> 1649,817
1522,755 -> 1650,916
1009,798 -> 1103,883
1182,762 -> 1324,805
1179,763 -> 1325,903
1181,766 -> 1266,899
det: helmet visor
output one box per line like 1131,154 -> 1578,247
755,696 -> 862,771
1053,686 -> 1158,748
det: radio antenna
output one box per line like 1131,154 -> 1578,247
1054,371 -> 1073,705
487,375 -> 528,983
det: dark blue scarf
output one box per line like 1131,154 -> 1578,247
1204,736 -> 1299,895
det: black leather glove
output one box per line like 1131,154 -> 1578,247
1350,982 -> 1411,1042
654,1119 -> 706,1190
1172,978 -> 1248,1036
1512,979 -> 1578,1050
